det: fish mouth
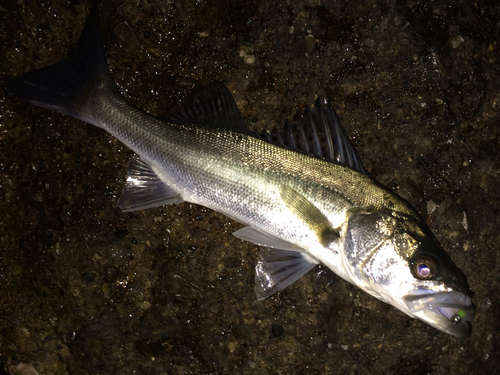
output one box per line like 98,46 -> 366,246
403,291 -> 475,338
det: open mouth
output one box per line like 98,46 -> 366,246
403,291 -> 475,337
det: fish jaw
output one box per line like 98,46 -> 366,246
403,290 -> 475,337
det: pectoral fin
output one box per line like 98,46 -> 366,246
117,155 -> 184,211
279,185 -> 339,247
234,187 -> 339,299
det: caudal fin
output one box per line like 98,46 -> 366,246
7,2 -> 114,128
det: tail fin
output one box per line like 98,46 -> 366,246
7,2 -> 114,128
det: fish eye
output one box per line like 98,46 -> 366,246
410,255 -> 438,280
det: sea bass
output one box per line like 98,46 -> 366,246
8,3 -> 474,337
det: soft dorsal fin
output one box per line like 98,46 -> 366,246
256,98 -> 367,174
167,82 -> 251,135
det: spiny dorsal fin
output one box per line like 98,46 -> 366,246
256,98 -> 367,174
167,82 -> 251,134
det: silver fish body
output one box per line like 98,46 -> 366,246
8,3 -> 474,337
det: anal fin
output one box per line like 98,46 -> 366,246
117,155 -> 184,211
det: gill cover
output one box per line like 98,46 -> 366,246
342,210 -> 419,293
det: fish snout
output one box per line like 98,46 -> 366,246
403,291 -> 475,337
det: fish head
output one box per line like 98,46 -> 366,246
341,209 -> 475,337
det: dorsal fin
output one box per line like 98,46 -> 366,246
256,98 -> 367,174
167,82 -> 251,135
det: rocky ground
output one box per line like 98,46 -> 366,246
1,0 -> 499,374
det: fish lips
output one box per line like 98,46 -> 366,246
403,291 -> 475,338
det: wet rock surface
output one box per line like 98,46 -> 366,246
1,0 -> 499,374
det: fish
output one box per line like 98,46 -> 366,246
8,3 -> 474,337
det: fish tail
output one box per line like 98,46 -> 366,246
7,2 -> 114,128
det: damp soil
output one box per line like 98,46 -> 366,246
1,0 -> 499,374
